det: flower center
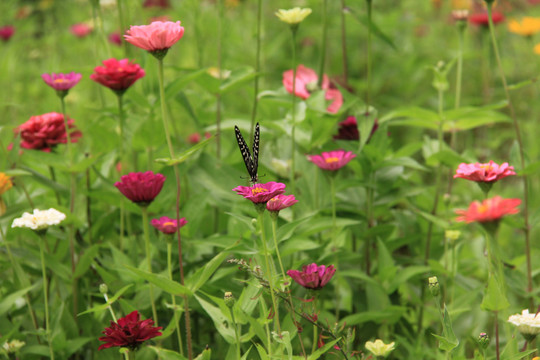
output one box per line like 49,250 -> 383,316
477,204 -> 488,214
480,164 -> 493,171
163,221 -> 174,227
54,78 -> 67,83
325,157 -> 339,164
251,187 -> 268,195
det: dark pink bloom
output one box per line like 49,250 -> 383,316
187,132 -> 211,144
0,25 -> 15,41
16,112 -> 81,152
70,23 -> 93,37
233,182 -> 286,204
308,150 -> 356,171
42,72 -> 82,92
143,0 -> 171,8
90,58 -> 145,95
287,263 -> 336,290
108,32 -> 122,46
266,194 -> 298,212
454,161 -> 515,183
150,216 -> 187,235
455,196 -> 521,223
333,116 -> 380,141
115,171 -> 166,205
124,21 -> 184,53
98,310 -> 162,351
469,12 -> 504,27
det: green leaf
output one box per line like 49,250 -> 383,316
255,343 -> 269,360
194,347 -> 212,360
165,68 -> 208,98
73,244 -> 101,279
148,346 -> 189,360
124,265 -> 193,296
346,6 -> 396,49
274,331 -> 293,360
195,295 -> 234,343
77,284 -> 133,316
339,306 -> 406,326
377,238 -> 396,283
481,275 -> 510,311
186,249 -> 231,293
432,305 -> 459,351
308,338 -> 341,360
155,135 -> 215,166
0,284 -> 38,316
220,66 -> 256,94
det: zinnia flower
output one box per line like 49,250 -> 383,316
275,7 -> 312,25
11,208 -> 66,231
287,263 -> 336,290
108,32 -> 122,46
508,17 -> 540,36
70,23 -> 93,38
455,196 -> 521,223
143,0 -> 171,8
115,171 -> 166,206
266,194 -> 298,212
233,181 -> 286,204
98,310 -> 162,351
333,116 -> 380,141
0,173 -> 12,196
150,216 -> 187,235
0,25 -> 15,41
454,161 -> 515,182
41,72 -> 82,93
469,12 -> 504,27
508,309 -> 540,340
124,21 -> 184,58
365,339 -> 396,357
16,112 -> 82,152
307,150 -> 356,171
90,58 -> 145,95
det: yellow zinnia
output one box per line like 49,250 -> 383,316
365,339 -> 396,357
0,173 -> 12,196
275,7 -> 312,25
508,17 -> 540,37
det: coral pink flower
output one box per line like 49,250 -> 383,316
151,216 -> 187,235
90,58 -> 145,95
233,181 -> 286,204
70,23 -> 93,38
108,32 -> 122,46
308,150 -> 356,171
0,25 -> 15,41
124,21 -> 184,56
266,194 -> 298,212
325,89 -> 343,114
469,12 -> 504,27
287,263 -> 336,290
115,171 -> 166,206
16,112 -> 81,152
454,161 -> 515,183
42,72 -> 82,92
98,310 -> 162,350
187,132 -> 212,144
455,196 -> 521,223
143,0 -> 171,8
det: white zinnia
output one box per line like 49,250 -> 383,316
365,339 -> 396,357
11,208 -> 66,231
508,309 -> 540,336
275,7 -> 312,25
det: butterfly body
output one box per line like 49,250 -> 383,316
234,123 -> 259,184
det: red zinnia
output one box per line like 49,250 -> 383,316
115,171 -> 166,205
98,310 -> 162,351
454,161 -> 515,183
308,150 -> 356,171
90,58 -> 145,95
150,216 -> 187,235
0,25 -> 15,41
233,181 -> 286,204
16,112 -> 81,152
287,263 -> 336,290
469,12 -> 505,27
455,196 -> 521,223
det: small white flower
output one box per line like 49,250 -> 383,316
2,339 -> 25,353
365,339 -> 396,357
275,7 -> 312,25
508,309 -> 540,337
11,208 -> 66,231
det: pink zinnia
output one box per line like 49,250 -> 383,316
42,72 -> 82,92
115,171 -> 166,205
90,58 -> 145,95
233,181 -> 286,204
98,310 -> 162,351
0,25 -> 15,41
325,89 -> 343,114
469,12 -> 505,27
455,196 -> 521,223
266,194 -> 298,212
287,263 -> 336,290
454,161 -> 515,183
16,112 -> 81,152
308,150 -> 356,171
124,21 -> 184,56
70,23 -> 93,38
150,216 -> 187,235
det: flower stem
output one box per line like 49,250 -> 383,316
270,217 -> 286,280
340,0 -> 349,85
39,234 -> 55,360
318,0 -> 328,88
216,0 -> 223,159
168,241 -> 184,355
486,2 -> 533,309
259,298 -> 272,358
329,175 -> 337,244
230,305 -> 242,359
250,0 -> 263,139
366,0 -> 373,110
116,0 -> 129,57
290,28 -> 298,194
141,207 -> 158,326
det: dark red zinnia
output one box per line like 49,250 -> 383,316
90,58 -> 145,95
16,112 -> 81,152
98,310 -> 162,351
114,171 -> 166,205
0,25 -> 15,41
469,12 -> 504,27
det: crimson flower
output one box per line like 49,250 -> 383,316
98,310 -> 162,351
42,72 -> 82,94
70,23 -> 93,37
233,181 -> 286,204
469,12 -> 504,27
0,25 -> 15,41
266,194 -> 298,212
454,161 -> 515,183
124,21 -> 184,59
115,171 -> 166,206
90,58 -> 145,95
308,150 -> 356,171
108,32 -> 122,46
455,196 -> 521,223
333,116 -> 380,141
151,216 -> 187,235
287,263 -> 336,290
16,112 -> 81,152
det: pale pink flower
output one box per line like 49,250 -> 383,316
454,161 -> 515,183
266,194 -> 298,212
70,23 -> 93,38
232,182 -> 286,204
308,150 -> 356,171
287,263 -> 336,290
325,88 -> 343,114
124,21 -> 184,52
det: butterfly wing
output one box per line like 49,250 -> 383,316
251,123 -> 260,183
235,125 -> 254,181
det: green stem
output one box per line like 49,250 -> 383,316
340,0 -> 349,85
141,207 -> 158,326
216,0 -> 223,159
318,0 -> 328,87
290,28 -> 298,194
127,349 -> 135,360
250,0 -> 263,139
454,24 -> 465,110
259,298 -> 272,358
329,175 -> 337,244
230,305 -> 242,359
39,235 -> 55,360
103,293 -> 118,323
168,241 -> 184,355
117,94 -> 125,167
116,0 -> 129,57
366,0 -> 373,110
270,217 -> 286,280
486,2 -> 533,310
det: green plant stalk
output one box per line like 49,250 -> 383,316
127,349 -> 135,360
290,27 -> 298,194
259,298 -> 272,358
486,3 -> 533,309
230,305 -> 242,359
167,241 -> 184,355
216,0 -> 223,159
365,171 -> 375,275
157,58 -> 193,360
454,25 -> 465,111
116,0 -> 129,57
258,212 -> 281,336
141,207 -> 158,325
270,217 -> 287,280
318,0 -> 328,87
39,235 -> 55,360
250,0 -> 263,139
329,175 -> 337,244
340,0 -> 349,85
366,0 -> 373,110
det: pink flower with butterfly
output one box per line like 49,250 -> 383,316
233,182 -> 286,204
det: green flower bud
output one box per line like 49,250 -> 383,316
428,276 -> 440,297
224,292 -> 235,308
99,283 -> 108,294
478,332 -> 490,349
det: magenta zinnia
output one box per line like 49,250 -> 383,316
287,263 -> 336,290
115,171 -> 166,206
232,181 -> 286,204
151,216 -> 187,235
42,72 -> 82,92
454,160 -> 515,183
308,150 -> 356,171
98,310 -> 162,351
455,196 -> 521,223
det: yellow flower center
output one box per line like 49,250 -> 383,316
477,204 -> 488,214
325,157 -> 339,164
163,222 -> 174,227
480,164 -> 493,171
251,187 -> 268,195
53,78 -> 67,83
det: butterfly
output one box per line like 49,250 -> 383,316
234,123 -> 259,184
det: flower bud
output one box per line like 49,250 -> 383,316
428,276 -> 440,297
99,283 -> 108,294
478,332 -> 490,349
445,230 -> 461,242
224,292 -> 235,308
